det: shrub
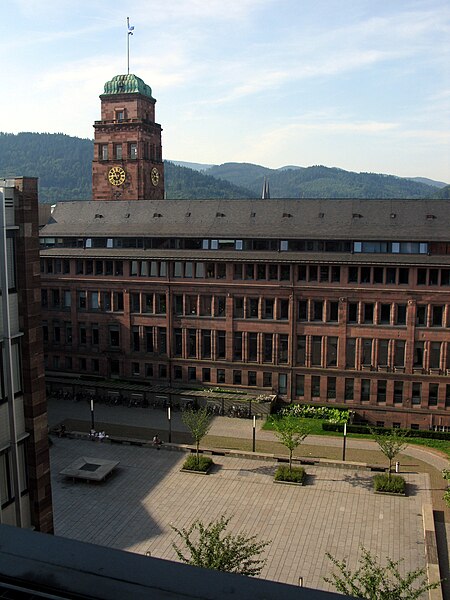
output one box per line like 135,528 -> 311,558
325,547 -> 440,599
171,515 -> 270,576
281,404 -> 349,423
322,422 -> 450,441
274,465 -> 305,483
373,473 -> 405,494
182,454 -> 213,472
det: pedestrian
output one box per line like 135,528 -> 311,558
152,434 -> 162,449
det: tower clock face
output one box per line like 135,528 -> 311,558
108,166 -> 126,186
151,167 -> 160,186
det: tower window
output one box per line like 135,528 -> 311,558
129,143 -> 137,159
114,144 -> 122,160
100,144 -> 108,160
115,110 -> 125,122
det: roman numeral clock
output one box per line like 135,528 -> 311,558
92,74 -> 164,201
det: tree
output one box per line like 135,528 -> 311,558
273,415 -> 309,471
325,547 -> 439,599
171,515 -> 270,576
182,407 -> 212,468
371,429 -> 408,479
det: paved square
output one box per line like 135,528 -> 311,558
50,438 -> 428,593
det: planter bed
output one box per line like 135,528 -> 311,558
181,455 -> 214,474
373,473 -> 406,495
274,465 -> 306,485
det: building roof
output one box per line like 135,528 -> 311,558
0,523 -> 345,600
40,199 -> 450,241
39,247 -> 450,266
102,74 -> 153,99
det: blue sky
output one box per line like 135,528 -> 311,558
2,0 -> 449,181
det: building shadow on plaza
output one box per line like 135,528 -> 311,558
49,437 -> 192,553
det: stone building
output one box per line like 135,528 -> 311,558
92,74 -> 164,201
38,73 -> 450,430
39,197 -> 450,430
1,177 -> 53,532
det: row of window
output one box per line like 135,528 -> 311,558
42,287 -> 450,329
40,236 -> 444,256
97,141 -> 161,162
40,257 -> 450,289
43,320 -> 450,373
44,349 -> 450,412
296,375 -> 450,408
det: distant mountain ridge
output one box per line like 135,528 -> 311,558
205,162 -> 442,199
0,131 -> 446,202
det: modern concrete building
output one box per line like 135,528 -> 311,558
1,177 -> 53,532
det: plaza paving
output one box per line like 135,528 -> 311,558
50,436 -> 429,593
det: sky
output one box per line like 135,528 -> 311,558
1,0 -> 449,182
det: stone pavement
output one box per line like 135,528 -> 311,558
48,397 -> 450,472
50,437 -> 429,594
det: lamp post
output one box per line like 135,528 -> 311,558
342,422 -> 347,462
168,406 -> 172,443
90,398 -> 95,432
252,415 -> 256,453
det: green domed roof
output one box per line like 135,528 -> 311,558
102,74 -> 153,98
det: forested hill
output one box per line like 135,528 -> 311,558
164,162 -> 257,199
0,131 -> 442,202
0,132 -> 92,202
206,163 -> 439,199
0,132 -> 255,202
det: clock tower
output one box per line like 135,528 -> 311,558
92,74 -> 164,201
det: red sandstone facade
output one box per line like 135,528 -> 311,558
39,198 -> 450,431
92,75 -> 164,201
38,76 -> 450,433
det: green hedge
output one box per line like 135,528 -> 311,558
182,455 -> 213,472
322,422 -> 450,441
274,465 -> 306,483
373,473 -> 406,494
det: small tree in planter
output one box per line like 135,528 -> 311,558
371,428 -> 408,494
171,515 -> 270,576
273,415 -> 309,482
182,407 -> 213,471
371,428 -> 408,479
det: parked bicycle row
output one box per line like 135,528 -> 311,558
47,387 -> 271,418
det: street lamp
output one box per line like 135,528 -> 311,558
342,422 -> 347,461
168,406 -> 172,443
90,398 -> 95,432
252,415 -> 256,452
